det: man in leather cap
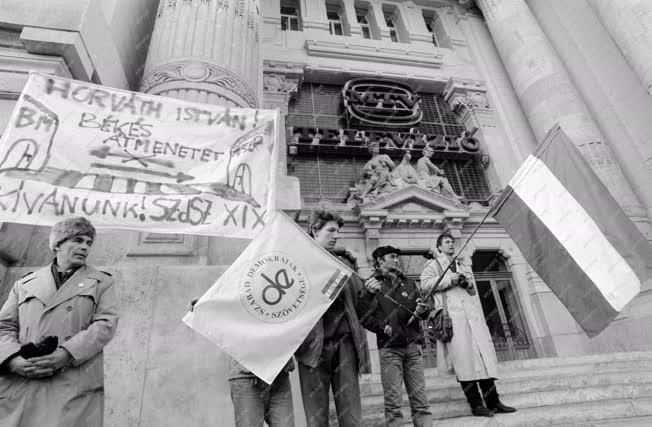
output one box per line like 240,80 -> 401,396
360,246 -> 433,427
0,217 -> 119,427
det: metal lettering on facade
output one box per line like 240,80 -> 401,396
343,79 -> 422,127
289,127 -> 481,154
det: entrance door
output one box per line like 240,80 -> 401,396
475,278 -> 535,361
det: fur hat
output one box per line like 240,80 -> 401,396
49,217 -> 96,250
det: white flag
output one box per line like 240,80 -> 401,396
183,211 -> 355,383
0,72 -> 278,238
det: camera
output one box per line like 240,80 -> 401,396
457,275 -> 470,289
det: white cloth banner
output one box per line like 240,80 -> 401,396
183,211 -> 354,383
0,72 -> 278,238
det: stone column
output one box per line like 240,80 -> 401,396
140,0 -> 261,107
464,0 -> 650,236
590,0 -> 652,95
109,2 -> 267,426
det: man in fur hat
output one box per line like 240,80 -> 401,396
0,217 -> 119,427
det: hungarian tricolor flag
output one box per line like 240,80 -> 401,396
491,126 -> 652,337
183,211 -> 354,383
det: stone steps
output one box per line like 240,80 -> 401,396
554,415 -> 652,426
355,352 -> 652,426
360,351 -> 652,395
425,396 -> 652,427
361,370 -> 652,411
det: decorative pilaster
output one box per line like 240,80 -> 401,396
341,0 -> 363,38
262,66 -> 303,113
402,0 -> 433,43
590,0 -> 652,95
261,62 -> 303,210
444,78 -> 514,191
462,0 -> 650,236
369,0 -> 392,40
140,0 -> 262,107
301,0 -> 329,32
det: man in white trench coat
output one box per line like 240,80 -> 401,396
420,233 -> 515,417
0,217 -> 119,427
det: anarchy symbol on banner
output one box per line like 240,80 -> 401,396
261,269 -> 295,305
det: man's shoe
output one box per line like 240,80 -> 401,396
471,406 -> 494,417
490,401 -> 517,413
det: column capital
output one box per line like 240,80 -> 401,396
263,73 -> 302,113
141,60 -> 259,108
443,78 -> 490,114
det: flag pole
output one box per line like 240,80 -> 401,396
406,203 -> 496,325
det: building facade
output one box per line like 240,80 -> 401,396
1,0 -> 652,425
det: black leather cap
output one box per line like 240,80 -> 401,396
372,245 -> 401,261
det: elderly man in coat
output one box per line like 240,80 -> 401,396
420,233 -> 515,417
0,217 -> 119,427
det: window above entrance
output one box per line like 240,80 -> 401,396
280,0 -> 301,31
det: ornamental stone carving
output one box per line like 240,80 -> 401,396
263,74 -> 300,95
450,91 -> 490,113
348,141 -> 464,207
141,61 -> 258,107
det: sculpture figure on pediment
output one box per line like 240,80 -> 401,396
393,151 -> 419,186
360,140 -> 396,200
416,145 -> 462,202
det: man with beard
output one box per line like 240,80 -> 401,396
0,217 -> 119,427
360,246 -> 433,427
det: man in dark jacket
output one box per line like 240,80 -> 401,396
360,246 -> 433,427
294,208 -> 369,427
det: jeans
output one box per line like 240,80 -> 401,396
379,343 -> 432,427
230,373 -> 294,427
298,336 -> 361,427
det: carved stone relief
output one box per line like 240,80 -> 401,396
140,61 -> 258,107
348,141 -> 464,207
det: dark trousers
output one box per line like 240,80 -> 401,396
230,373 -> 294,427
459,379 -> 500,409
379,343 -> 432,427
298,336 -> 361,427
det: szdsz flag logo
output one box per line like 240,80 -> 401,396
240,252 -> 311,323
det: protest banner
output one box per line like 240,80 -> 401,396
183,211 -> 355,383
0,72 -> 278,238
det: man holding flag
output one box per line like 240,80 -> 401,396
360,245 -> 433,426
294,208 -> 369,427
421,233 -> 515,417
183,207 -> 368,426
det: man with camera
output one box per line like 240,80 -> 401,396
420,233 -> 515,417
360,246 -> 433,427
